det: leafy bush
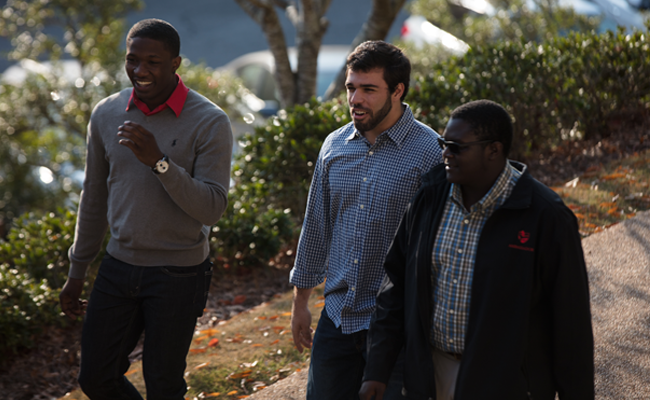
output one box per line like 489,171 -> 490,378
232,97 -> 350,221
0,209 -> 105,357
408,28 -> 650,158
211,192 -> 294,272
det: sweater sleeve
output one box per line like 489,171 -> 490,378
156,107 -> 233,226
68,116 -> 110,279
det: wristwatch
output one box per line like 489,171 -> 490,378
152,154 -> 169,174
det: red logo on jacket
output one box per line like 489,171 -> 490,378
518,230 -> 530,244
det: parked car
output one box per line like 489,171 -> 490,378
400,15 -> 471,55
219,45 -> 349,116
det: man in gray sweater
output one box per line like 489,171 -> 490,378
58,19 -> 233,400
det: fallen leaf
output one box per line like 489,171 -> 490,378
227,390 -> 238,395
314,301 -> 325,308
607,207 -> 619,215
251,343 -> 263,347
269,315 -> 279,320
317,295 -> 325,300
280,312 -> 291,317
194,335 -> 208,343
599,201 -> 617,208
573,213 -> 586,220
227,370 -> 253,380
124,369 -> 139,376
256,316 -> 267,320
270,339 -> 280,345
208,338 -> 220,347
233,295 -> 247,305
194,362 -> 210,370
272,326 -> 285,333
199,328 -> 220,336
602,173 -> 626,180
189,348 -> 207,354
203,392 -> 221,398
237,396 -> 249,399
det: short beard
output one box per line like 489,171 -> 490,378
353,95 -> 393,133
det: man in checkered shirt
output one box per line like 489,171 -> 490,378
360,100 -> 594,400
289,41 -> 443,400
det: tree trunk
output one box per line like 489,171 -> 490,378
234,0 -> 333,108
234,0 -> 296,108
323,0 -> 407,101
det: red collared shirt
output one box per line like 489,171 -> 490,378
126,74 -> 189,117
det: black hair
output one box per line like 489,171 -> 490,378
346,41 -> 411,101
127,19 -> 180,58
450,99 -> 513,157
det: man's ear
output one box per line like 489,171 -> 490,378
487,141 -> 504,161
392,82 -> 405,101
171,56 -> 182,73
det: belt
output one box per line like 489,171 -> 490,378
446,352 -> 462,361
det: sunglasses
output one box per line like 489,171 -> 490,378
437,138 -> 495,155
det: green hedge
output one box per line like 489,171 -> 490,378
232,98 -> 351,221
0,210 -> 79,357
408,28 -> 650,158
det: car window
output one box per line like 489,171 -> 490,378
237,63 -> 277,101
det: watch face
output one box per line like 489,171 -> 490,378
156,160 -> 169,174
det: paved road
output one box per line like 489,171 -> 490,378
0,1 -> 408,71
248,210 -> 650,399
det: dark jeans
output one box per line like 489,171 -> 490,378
307,307 -> 406,400
78,254 -> 212,400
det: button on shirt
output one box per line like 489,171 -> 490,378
431,162 -> 522,353
290,105 -> 442,334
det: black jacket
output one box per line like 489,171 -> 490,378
364,162 -> 594,400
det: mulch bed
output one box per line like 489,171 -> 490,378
1,118 -> 648,400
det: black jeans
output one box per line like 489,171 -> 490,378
307,307 -> 406,400
78,254 -> 212,400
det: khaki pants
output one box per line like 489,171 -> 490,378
432,347 -> 462,400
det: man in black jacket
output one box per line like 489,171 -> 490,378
359,100 -> 594,400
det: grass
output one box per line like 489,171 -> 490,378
57,149 -> 650,400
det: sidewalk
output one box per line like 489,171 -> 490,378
249,210 -> 650,399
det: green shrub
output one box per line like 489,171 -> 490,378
0,209 -> 77,288
0,262 -> 60,357
232,97 -> 350,222
211,190 -> 294,271
408,28 -> 650,158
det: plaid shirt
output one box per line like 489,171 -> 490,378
431,162 -> 522,353
290,105 -> 442,334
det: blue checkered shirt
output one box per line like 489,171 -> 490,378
431,162 -> 522,353
290,105 -> 442,334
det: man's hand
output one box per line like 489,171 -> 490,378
117,121 -> 164,167
59,277 -> 87,320
291,286 -> 314,352
359,380 -> 387,400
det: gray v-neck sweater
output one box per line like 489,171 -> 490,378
67,88 -> 233,279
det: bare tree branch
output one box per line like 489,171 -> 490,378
323,0 -> 407,101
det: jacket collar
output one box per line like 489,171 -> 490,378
422,160 -> 532,210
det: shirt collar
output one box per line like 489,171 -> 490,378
450,161 -> 522,212
126,74 -> 189,117
345,103 -> 415,147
